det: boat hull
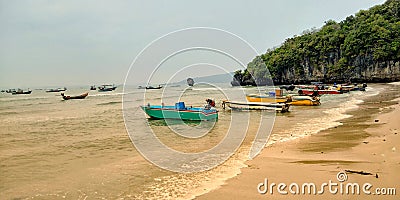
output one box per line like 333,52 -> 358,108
246,94 -> 288,103
98,85 -> 117,92
62,92 -> 88,100
223,101 -> 290,113
289,96 -> 320,106
298,89 -> 341,95
12,91 -> 32,95
141,106 -> 218,121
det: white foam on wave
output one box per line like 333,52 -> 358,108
133,146 -> 250,200
363,86 -> 382,97
89,92 -> 126,97
267,97 -> 365,146
388,81 -> 400,85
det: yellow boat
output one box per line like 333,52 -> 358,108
246,88 -> 289,103
246,87 -> 320,106
289,95 -> 320,106
246,94 -> 289,103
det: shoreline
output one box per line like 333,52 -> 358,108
196,83 -> 400,199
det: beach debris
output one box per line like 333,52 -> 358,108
383,139 -> 386,141
392,147 -> 396,152
363,141 -> 369,144
345,170 -> 373,176
375,173 -> 379,178
374,119 -> 379,122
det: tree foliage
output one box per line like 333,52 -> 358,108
235,0 -> 400,84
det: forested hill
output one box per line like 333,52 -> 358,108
233,0 -> 400,86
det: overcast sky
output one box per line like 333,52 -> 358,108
0,0 -> 386,88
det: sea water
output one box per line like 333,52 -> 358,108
0,83 -> 384,199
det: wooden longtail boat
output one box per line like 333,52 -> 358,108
12,89 -> 32,95
145,85 -> 163,89
222,101 -> 290,113
98,84 -> 117,92
298,89 -> 342,95
246,94 -> 289,103
46,87 -> 67,92
61,92 -> 88,100
289,95 -> 320,106
141,101 -> 218,121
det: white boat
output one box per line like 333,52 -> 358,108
222,100 -> 290,113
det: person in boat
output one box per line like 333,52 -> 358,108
362,83 -> 367,88
311,91 -> 319,97
206,99 -> 216,107
286,95 -> 292,103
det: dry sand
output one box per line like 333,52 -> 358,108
197,87 -> 400,200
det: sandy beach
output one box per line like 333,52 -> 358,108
197,83 -> 400,200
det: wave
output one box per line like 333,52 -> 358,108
97,101 -> 122,106
388,81 -> 400,85
267,92 -> 372,146
89,92 -> 126,97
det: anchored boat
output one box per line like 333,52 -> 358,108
246,94 -> 289,103
46,87 -> 67,92
141,101 -> 218,121
61,92 -> 88,100
289,95 -> 320,106
98,84 -> 117,92
298,89 -> 341,95
246,89 -> 290,103
222,100 -> 290,113
12,89 -> 32,95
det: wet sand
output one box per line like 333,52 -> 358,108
197,84 -> 400,200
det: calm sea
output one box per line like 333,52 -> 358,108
0,83 -> 384,199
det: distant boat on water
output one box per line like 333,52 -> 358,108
138,85 -> 163,89
6,89 -> 17,93
61,92 -> 88,100
146,85 -> 163,89
98,84 -> 117,92
187,78 -> 194,86
46,87 -> 67,92
12,89 -> 32,95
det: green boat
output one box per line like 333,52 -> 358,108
141,102 -> 218,121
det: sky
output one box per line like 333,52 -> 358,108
0,0 -> 386,88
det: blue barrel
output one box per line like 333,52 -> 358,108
175,102 -> 186,110
268,91 -> 276,97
